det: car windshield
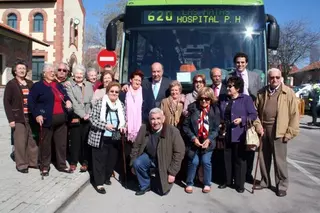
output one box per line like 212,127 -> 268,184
123,28 -> 266,86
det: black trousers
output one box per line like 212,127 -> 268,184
92,137 -> 119,186
69,121 -> 90,166
224,140 -> 247,189
246,150 -> 255,180
311,102 -> 318,124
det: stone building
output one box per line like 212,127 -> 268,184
0,0 -> 85,81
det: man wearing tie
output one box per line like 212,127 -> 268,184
210,67 -> 227,185
227,52 -> 262,184
210,67 -> 227,98
142,62 -> 171,122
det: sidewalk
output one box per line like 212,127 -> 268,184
0,88 -> 90,213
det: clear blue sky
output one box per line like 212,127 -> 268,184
83,0 -> 320,30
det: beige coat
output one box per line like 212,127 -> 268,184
255,84 -> 299,140
130,124 -> 185,194
160,97 -> 183,127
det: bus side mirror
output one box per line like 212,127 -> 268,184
106,22 -> 117,51
267,22 -> 280,50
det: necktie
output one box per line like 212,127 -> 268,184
153,83 -> 159,99
214,86 -> 219,97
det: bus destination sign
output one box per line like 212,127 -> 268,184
143,9 -> 245,25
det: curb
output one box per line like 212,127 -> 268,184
35,173 -> 90,213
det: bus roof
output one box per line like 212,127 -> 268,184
127,0 -> 264,6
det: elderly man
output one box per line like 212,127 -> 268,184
55,62 -> 69,83
210,67 -> 227,98
255,68 -> 299,197
227,52 -> 262,183
130,108 -> 185,196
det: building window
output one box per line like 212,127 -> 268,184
32,56 -> 44,80
7,13 -> 17,29
33,13 -> 44,32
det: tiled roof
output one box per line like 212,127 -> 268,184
0,23 -> 49,46
295,61 -> 320,73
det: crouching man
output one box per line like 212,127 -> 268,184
130,108 -> 185,196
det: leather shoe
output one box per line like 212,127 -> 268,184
95,186 -> 106,194
105,179 -> 112,185
276,190 -> 287,197
218,183 -> 231,189
236,188 -> 245,193
135,186 -> 151,196
16,167 -> 28,173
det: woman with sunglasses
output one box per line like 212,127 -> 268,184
183,87 -> 220,194
88,81 -> 126,194
183,74 -> 206,115
218,76 -> 257,193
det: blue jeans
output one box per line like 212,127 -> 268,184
133,153 -> 155,190
186,151 -> 213,186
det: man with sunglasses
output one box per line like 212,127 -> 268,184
55,62 -> 69,83
254,68 -> 299,197
227,52 -> 262,184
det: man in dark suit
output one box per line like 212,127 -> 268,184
227,52 -> 262,183
210,67 -> 227,185
141,62 -> 171,122
210,67 -> 227,98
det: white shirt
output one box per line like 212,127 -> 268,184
237,69 -> 249,95
152,78 -> 162,98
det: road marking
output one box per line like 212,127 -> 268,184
290,159 -> 320,167
288,158 -> 320,186
100,56 -> 114,61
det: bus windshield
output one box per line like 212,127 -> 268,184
124,27 -> 266,86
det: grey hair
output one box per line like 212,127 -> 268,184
149,108 -> 164,119
267,68 -> 282,76
55,62 -> 69,71
72,64 -> 86,75
86,67 -> 97,75
42,63 -> 55,73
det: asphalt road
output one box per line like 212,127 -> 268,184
61,116 -> 320,213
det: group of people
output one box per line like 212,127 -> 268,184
4,52 -> 300,198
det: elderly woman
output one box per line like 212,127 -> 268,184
86,67 -> 98,84
218,76 -> 257,193
91,70 -> 114,105
183,87 -> 220,194
160,80 -> 184,127
88,81 -> 126,194
183,74 -> 206,115
28,63 -> 73,176
3,60 -> 38,173
66,65 -> 94,172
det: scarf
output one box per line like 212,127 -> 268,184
198,105 -> 210,140
126,86 -> 143,142
100,95 -> 125,129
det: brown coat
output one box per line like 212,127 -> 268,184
130,124 -> 185,193
255,84 -> 299,140
160,97 -> 183,127
3,78 -> 33,123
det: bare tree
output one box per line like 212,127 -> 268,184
268,20 -> 320,80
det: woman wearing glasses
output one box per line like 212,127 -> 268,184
183,74 -> 206,115
218,76 -> 257,193
88,81 -> 126,194
183,87 -> 220,194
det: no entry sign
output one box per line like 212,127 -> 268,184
97,49 -> 117,68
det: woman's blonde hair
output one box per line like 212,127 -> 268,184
169,80 -> 182,92
197,87 -> 217,103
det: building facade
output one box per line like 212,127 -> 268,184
0,0 -> 85,81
